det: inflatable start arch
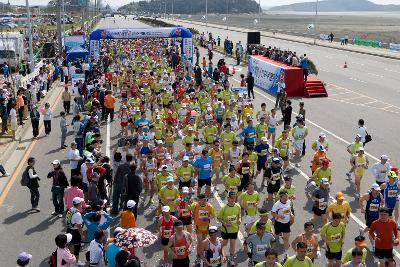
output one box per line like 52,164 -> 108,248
89,27 -> 193,61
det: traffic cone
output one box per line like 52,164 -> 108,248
344,61 -> 348,68
232,66 -> 236,74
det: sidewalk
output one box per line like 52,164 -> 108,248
167,18 -> 400,60
0,80 -> 64,166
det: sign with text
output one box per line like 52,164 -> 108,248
248,56 -> 284,94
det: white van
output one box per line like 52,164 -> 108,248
0,32 -> 25,71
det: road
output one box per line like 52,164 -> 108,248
0,15 -> 398,266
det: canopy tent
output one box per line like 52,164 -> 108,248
66,46 -> 89,62
89,27 -> 193,62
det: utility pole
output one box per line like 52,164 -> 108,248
313,0 -> 319,45
25,0 -> 34,71
56,0 -> 62,56
164,0 -> 166,19
258,0 -> 261,25
171,0 -> 174,20
225,0 -> 228,30
205,0 -> 208,27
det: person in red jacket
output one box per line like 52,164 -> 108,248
369,207 -> 399,266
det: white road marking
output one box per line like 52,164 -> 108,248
349,77 -> 367,84
384,68 -> 400,74
233,78 -> 400,259
368,73 -> 384,78
328,91 -> 352,97
363,100 -> 378,105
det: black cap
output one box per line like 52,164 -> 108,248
284,176 -> 292,182
198,194 -> 206,199
228,191 -> 237,198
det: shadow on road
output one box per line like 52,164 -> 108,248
25,215 -> 60,235
3,209 -> 33,224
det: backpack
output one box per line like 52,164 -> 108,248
65,208 -> 78,228
48,249 -> 57,267
20,168 -> 30,186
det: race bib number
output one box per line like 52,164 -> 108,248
227,215 -> 237,223
261,149 -> 268,156
224,139 -> 231,144
388,190 -> 398,198
318,199 -> 327,210
203,164 -> 211,171
283,208 -> 291,215
272,173 -> 280,181
247,201 -> 256,207
306,245 -> 313,254
248,133 -> 255,138
210,257 -> 221,265
369,203 -> 379,212
199,210 -> 209,220
242,167 -> 250,174
163,229 -> 172,238
183,172 -> 191,178
175,246 -> 186,256
330,233 -> 341,243
256,244 -> 267,254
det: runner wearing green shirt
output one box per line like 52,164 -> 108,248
158,177 -> 180,216
220,125 -> 236,171
275,130 -> 291,171
346,134 -> 364,178
320,213 -> 346,267
239,182 -> 261,233
222,167 -> 241,196
341,235 -> 367,264
218,191 -> 241,266
283,242 -> 314,267
254,248 -> 282,267
175,157 -> 195,191
249,209 -> 273,235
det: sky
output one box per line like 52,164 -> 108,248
3,0 -> 400,8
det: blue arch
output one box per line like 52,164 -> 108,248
90,26 -> 193,41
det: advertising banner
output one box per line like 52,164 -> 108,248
71,73 -> 85,95
248,56 -> 284,94
389,43 -> 400,52
354,38 -> 382,48
89,40 -> 100,59
97,28 -> 188,39
182,38 -> 193,61
64,35 -> 85,51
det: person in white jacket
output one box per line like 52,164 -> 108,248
89,229 -> 106,267
371,155 -> 391,185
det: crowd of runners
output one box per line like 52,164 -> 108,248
13,28 -> 400,267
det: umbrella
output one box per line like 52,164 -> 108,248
115,228 -> 158,249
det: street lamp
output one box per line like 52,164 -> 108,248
25,0 -> 34,71
313,0 -> 319,45
205,0 -> 208,27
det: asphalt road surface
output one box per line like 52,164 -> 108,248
0,15 -> 398,266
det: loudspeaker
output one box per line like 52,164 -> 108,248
247,32 -> 260,45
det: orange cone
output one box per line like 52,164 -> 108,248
344,61 -> 348,68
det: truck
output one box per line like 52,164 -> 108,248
0,32 -> 25,72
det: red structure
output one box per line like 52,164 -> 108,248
249,55 -> 327,98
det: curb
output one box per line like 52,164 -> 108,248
172,19 -> 400,61
0,81 -> 63,164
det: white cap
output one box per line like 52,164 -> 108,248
162,206 -> 171,212
114,227 -> 124,236
261,137 -> 268,142
381,155 -> 389,160
127,200 -> 137,208
356,134 -> 362,138
166,176 -> 174,183
188,127 -> 194,131
159,165 -> 168,171
156,139 -> 164,144
321,177 -> 330,185
183,156 -> 190,161
182,103 -> 187,107
371,183 -> 381,191
66,233 -> 73,243
357,147 -> 365,152
182,187 -> 189,193
165,154 -> 172,160
52,159 -> 60,165
319,132 -> 326,138
72,197 -> 84,205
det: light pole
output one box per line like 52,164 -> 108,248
258,0 -> 261,25
171,0 -> 174,20
313,0 -> 319,45
225,0 -> 228,30
25,0 -> 34,71
205,0 -> 208,27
